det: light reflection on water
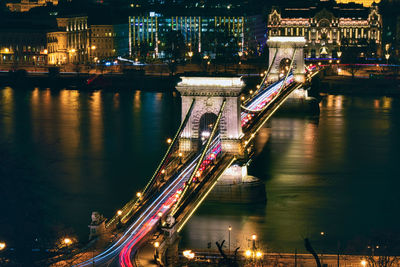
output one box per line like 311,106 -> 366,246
181,95 -> 400,253
1,90 -> 400,255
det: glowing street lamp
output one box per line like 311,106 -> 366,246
361,259 -> 367,266
337,51 -> 342,58
136,192 -> 142,198
64,238 -> 72,246
0,242 -> 6,250
117,210 -> 122,216
385,53 -> 390,65
256,251 -> 263,258
228,226 -> 232,255
166,138 -> 172,144
183,250 -> 195,259
154,242 -> 160,248
245,250 -> 252,258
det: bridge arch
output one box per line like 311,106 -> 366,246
176,77 -> 244,154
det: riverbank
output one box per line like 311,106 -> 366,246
0,71 -> 261,91
178,249 -> 386,266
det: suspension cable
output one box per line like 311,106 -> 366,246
242,48 -> 278,106
241,48 -> 297,114
171,99 -> 227,217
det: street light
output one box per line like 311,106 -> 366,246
0,242 -> 6,251
228,226 -> 232,255
64,238 -> 72,246
361,259 -> 367,266
136,192 -> 142,198
183,250 -> 195,259
166,138 -> 172,144
117,210 -> 122,216
385,53 -> 390,65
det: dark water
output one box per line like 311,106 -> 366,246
1,88 -> 400,254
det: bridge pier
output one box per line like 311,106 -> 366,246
208,163 -> 267,204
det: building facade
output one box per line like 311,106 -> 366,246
128,13 -> 265,58
47,31 -> 67,65
90,25 -> 115,62
6,0 -> 59,12
57,16 -> 90,64
267,1 -> 382,59
0,29 -> 47,66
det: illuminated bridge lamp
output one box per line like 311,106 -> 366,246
166,138 -> 172,144
136,192 -> 142,198
249,90 -> 254,94
256,85 -> 260,89
64,238 -> 72,246
256,251 -> 263,258
252,234 -> 257,240
161,169 -> 165,175
241,96 -> 245,101
245,250 -> 252,258
0,242 -> 6,250
361,259 -> 367,266
154,242 -> 160,248
183,250 -> 195,259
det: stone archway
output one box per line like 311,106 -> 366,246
198,112 -> 219,143
176,77 -> 244,154
279,57 -> 292,77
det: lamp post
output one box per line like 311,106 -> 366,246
228,226 -> 232,256
0,242 -> 6,251
385,53 -> 390,65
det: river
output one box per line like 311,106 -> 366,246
0,87 -> 399,255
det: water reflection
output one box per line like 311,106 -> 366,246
0,87 -> 180,245
2,89 -> 400,254
182,95 -> 400,254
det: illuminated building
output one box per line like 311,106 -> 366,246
56,16 -> 90,64
336,0 -> 380,7
47,31 -> 67,65
90,25 -> 115,62
6,0 -> 59,12
0,29 -> 47,65
267,0 -> 382,59
128,13 -> 265,57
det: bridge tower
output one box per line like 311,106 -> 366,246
267,36 -> 306,83
176,77 -> 244,155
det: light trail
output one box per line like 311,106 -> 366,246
73,138 -> 221,267
241,74 -> 294,127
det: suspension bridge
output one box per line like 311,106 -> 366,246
65,36 -> 321,267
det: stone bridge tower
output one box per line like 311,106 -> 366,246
267,36 -> 306,83
176,77 -> 244,154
